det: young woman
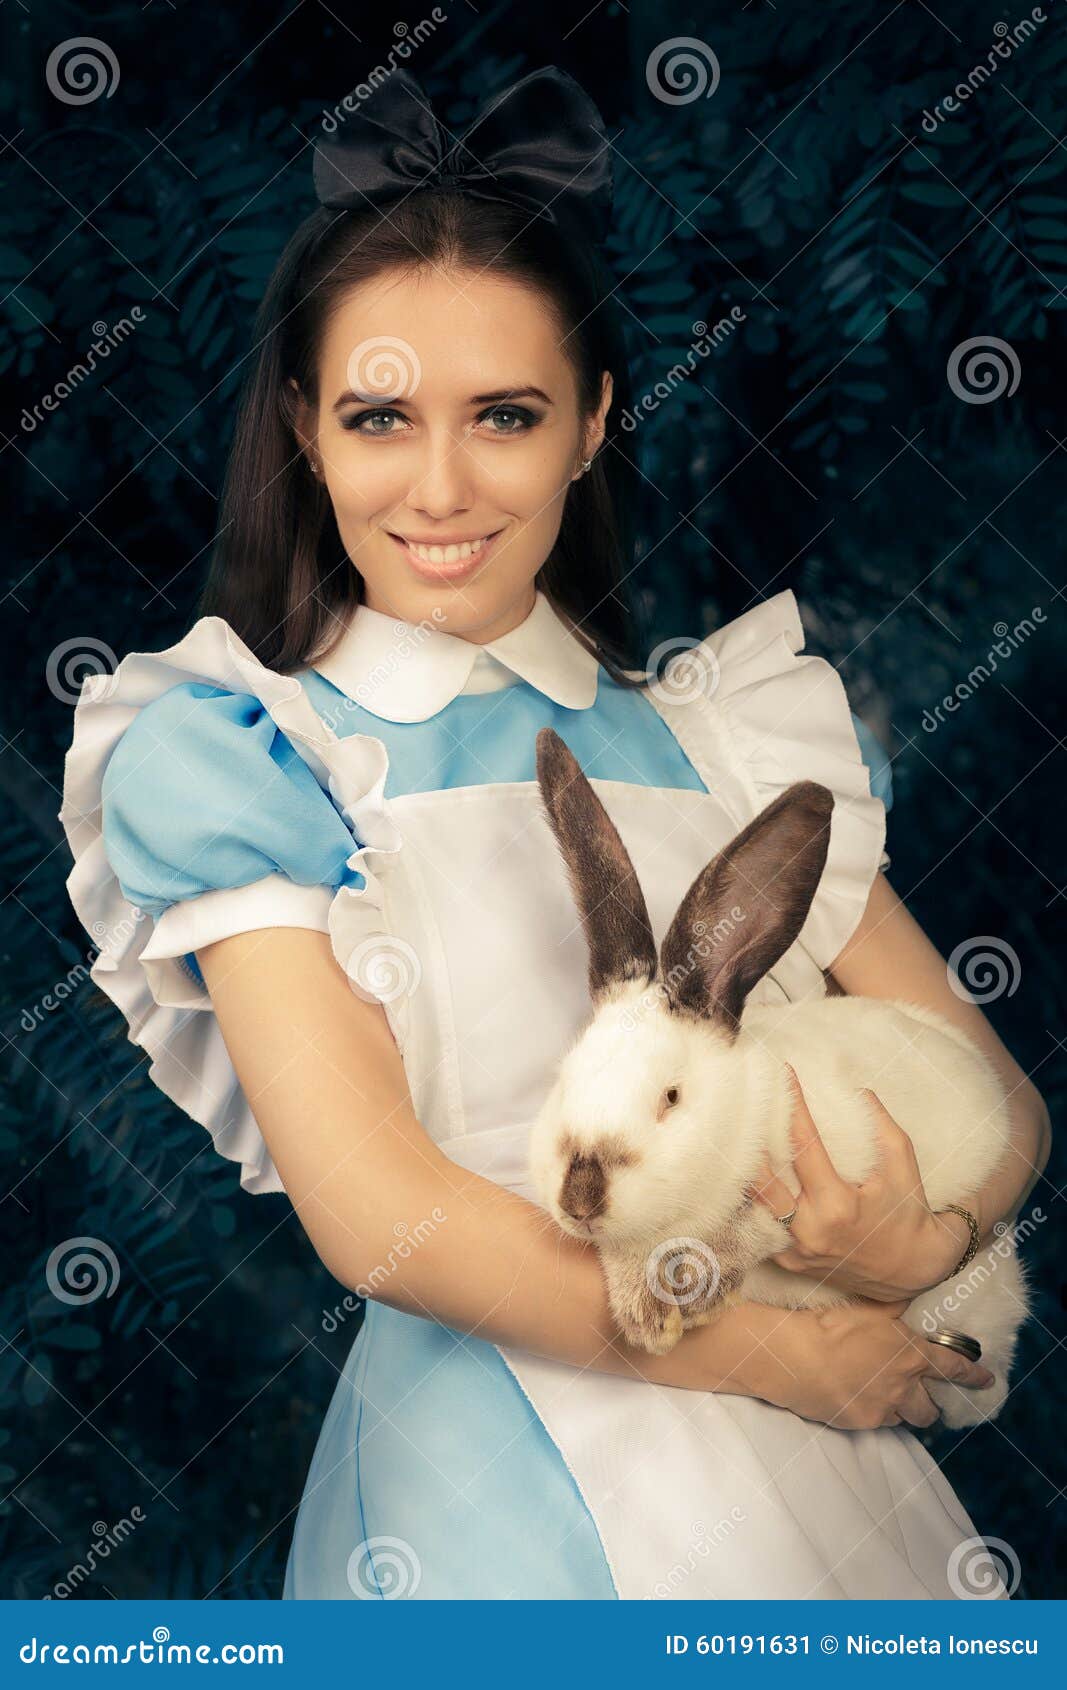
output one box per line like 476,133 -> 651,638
60,67 -> 1049,1601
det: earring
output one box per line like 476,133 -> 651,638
308,452 -> 322,479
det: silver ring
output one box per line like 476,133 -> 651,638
776,1207 -> 798,1229
925,1328 -> 983,1363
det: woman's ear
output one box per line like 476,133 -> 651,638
288,379 -> 324,482
588,370 -> 613,457
288,377 -> 315,459
575,371 -> 614,477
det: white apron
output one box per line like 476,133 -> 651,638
316,665 -> 1002,1602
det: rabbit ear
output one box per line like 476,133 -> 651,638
535,726 -> 657,1000
659,780 -> 834,1034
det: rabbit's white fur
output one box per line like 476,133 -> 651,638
529,982 -> 1028,1429
527,730 -> 1029,1430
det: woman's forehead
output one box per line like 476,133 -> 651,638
318,267 -> 569,382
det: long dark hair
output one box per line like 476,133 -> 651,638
197,188 -> 650,691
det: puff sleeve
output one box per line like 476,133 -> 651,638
100,682 -> 361,985
59,614 -> 400,1197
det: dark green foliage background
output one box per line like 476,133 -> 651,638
1,0 -> 1063,1599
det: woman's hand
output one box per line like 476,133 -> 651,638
769,1297 -> 996,1430
745,1066 -> 972,1301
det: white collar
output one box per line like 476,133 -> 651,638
309,588 -> 601,723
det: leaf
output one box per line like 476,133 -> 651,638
900,182 -> 963,207
0,244 -> 32,278
44,1324 -> 101,1352
23,1354 -> 53,1408
823,216 -> 878,264
201,326 -> 235,369
632,281 -> 696,305
888,244 -> 940,281
829,272 -> 875,309
181,270 -> 217,323
793,419 -> 830,449
1004,133 -> 1048,160
210,1205 -> 237,1238
822,253 -> 869,290
215,228 -> 287,256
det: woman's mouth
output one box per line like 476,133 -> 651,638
388,526 -> 506,581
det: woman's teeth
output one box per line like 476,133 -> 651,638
403,535 -> 491,564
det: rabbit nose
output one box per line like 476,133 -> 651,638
560,1153 -> 607,1221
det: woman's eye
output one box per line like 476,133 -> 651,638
479,404 -> 538,434
342,408 -> 407,435
340,404 -> 539,437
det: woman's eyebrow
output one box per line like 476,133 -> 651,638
331,384 -> 554,411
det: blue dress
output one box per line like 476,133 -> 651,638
59,588 -> 1000,1601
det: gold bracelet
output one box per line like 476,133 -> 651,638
938,1203 -> 981,1277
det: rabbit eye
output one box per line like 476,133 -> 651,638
664,1085 -> 680,1109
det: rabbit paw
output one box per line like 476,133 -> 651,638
602,1251 -> 686,1355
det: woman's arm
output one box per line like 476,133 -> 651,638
193,925 -> 783,1394
753,870 -> 1052,1298
194,925 -> 995,1427
830,871 -> 1052,1243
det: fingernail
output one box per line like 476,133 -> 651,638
977,1372 -> 996,1389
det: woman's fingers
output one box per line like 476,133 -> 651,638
746,1066 -> 834,1214
897,1379 -> 941,1428
917,1338 -> 995,1390
858,1091 -> 924,1192
785,1065 -> 850,1196
893,1327 -> 995,1427
746,1159 -> 797,1215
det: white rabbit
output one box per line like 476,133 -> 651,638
527,726 -> 1029,1428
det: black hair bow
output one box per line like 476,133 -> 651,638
313,66 -> 614,244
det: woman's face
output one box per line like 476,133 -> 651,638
296,265 -> 612,641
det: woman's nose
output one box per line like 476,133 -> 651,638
406,429 -> 479,518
